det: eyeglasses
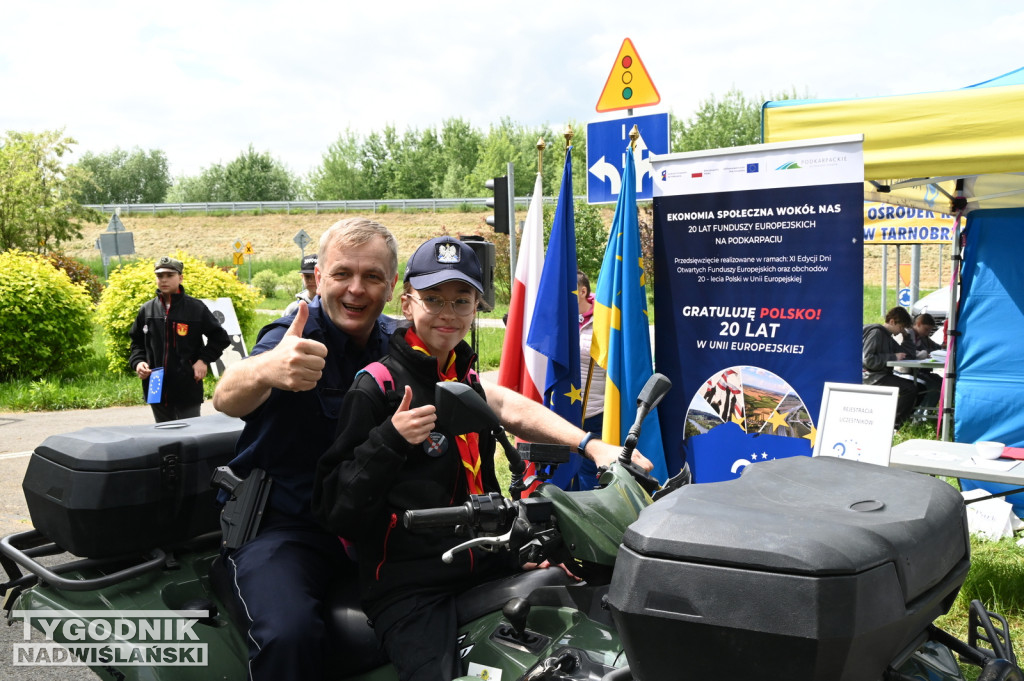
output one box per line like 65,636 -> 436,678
406,293 -> 476,317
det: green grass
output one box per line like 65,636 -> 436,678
936,538 -> 1024,679
0,325 -> 140,411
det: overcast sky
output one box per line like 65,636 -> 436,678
3,1 -> 1020,179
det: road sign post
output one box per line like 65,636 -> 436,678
293,229 -> 312,258
244,242 -> 255,283
96,212 -> 135,276
232,240 -> 244,279
586,112 -> 669,204
596,38 -> 661,113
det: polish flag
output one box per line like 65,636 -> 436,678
498,173 -> 546,402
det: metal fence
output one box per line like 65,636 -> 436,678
85,196 -> 581,216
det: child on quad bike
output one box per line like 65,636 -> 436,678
313,235 -> 523,681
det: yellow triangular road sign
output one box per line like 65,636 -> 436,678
596,38 -> 661,113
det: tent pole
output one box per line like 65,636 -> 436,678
881,246 -> 888,316
941,179 -> 967,441
910,245 -> 921,308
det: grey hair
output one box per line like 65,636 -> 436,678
318,217 -> 399,279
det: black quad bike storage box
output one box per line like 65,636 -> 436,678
22,413 -> 243,558
607,456 -> 970,681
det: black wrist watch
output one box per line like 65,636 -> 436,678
577,431 -> 599,458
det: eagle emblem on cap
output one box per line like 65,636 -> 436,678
436,243 -> 460,264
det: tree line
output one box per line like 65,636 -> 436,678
0,88 -> 795,252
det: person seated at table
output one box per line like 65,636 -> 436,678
902,313 -> 945,357
863,307 -> 916,429
898,313 -> 943,415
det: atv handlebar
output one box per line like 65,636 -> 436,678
404,492 -> 518,533
403,505 -> 475,529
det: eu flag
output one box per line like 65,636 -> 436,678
591,144 -> 668,481
526,146 -> 582,489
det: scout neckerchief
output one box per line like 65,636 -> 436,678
405,328 -> 483,495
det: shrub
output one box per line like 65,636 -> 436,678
251,269 -> 281,298
96,253 -> 263,373
0,250 -> 94,379
47,251 -> 104,302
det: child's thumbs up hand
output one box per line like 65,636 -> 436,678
391,385 -> 437,445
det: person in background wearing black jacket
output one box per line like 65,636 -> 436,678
862,306 -> 915,428
129,256 -> 230,422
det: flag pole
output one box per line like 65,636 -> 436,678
581,362 -> 594,428
537,137 -> 545,178
585,126 -> 641,431
591,125 -> 640,427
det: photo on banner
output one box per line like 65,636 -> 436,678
651,135 -> 865,482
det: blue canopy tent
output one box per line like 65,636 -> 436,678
763,68 -> 1024,509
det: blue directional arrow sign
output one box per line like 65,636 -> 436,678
587,112 -> 670,204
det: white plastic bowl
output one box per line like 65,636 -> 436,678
975,441 -> 1006,460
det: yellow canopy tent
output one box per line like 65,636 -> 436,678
763,68 -> 1024,444
762,67 -> 1024,213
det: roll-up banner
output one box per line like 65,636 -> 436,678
651,135 -> 864,482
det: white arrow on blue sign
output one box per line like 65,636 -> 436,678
586,112 -> 670,204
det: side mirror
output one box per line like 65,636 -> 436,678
435,382 -> 500,436
637,373 -> 672,412
435,381 -> 528,495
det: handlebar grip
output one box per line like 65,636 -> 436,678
403,504 -> 472,530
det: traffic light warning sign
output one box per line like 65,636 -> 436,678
596,38 -> 660,113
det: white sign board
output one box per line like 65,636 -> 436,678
201,297 -> 248,378
813,382 -> 898,466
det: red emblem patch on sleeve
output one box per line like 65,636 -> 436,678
176,323 -> 189,336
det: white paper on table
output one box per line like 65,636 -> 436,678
962,457 -> 1020,472
903,449 -> 960,462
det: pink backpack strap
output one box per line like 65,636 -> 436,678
356,361 -> 404,409
357,362 -> 395,393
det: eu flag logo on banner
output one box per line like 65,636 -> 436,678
527,146 -> 582,489
147,367 -> 164,404
592,144 -> 668,482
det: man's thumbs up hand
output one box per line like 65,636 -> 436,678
271,302 -> 328,392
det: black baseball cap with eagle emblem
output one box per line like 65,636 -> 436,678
403,236 -> 484,294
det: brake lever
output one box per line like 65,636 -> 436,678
442,525 -> 516,564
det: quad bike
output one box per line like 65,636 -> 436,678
2,374 -> 1022,681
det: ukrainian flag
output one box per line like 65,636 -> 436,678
591,144 -> 668,481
